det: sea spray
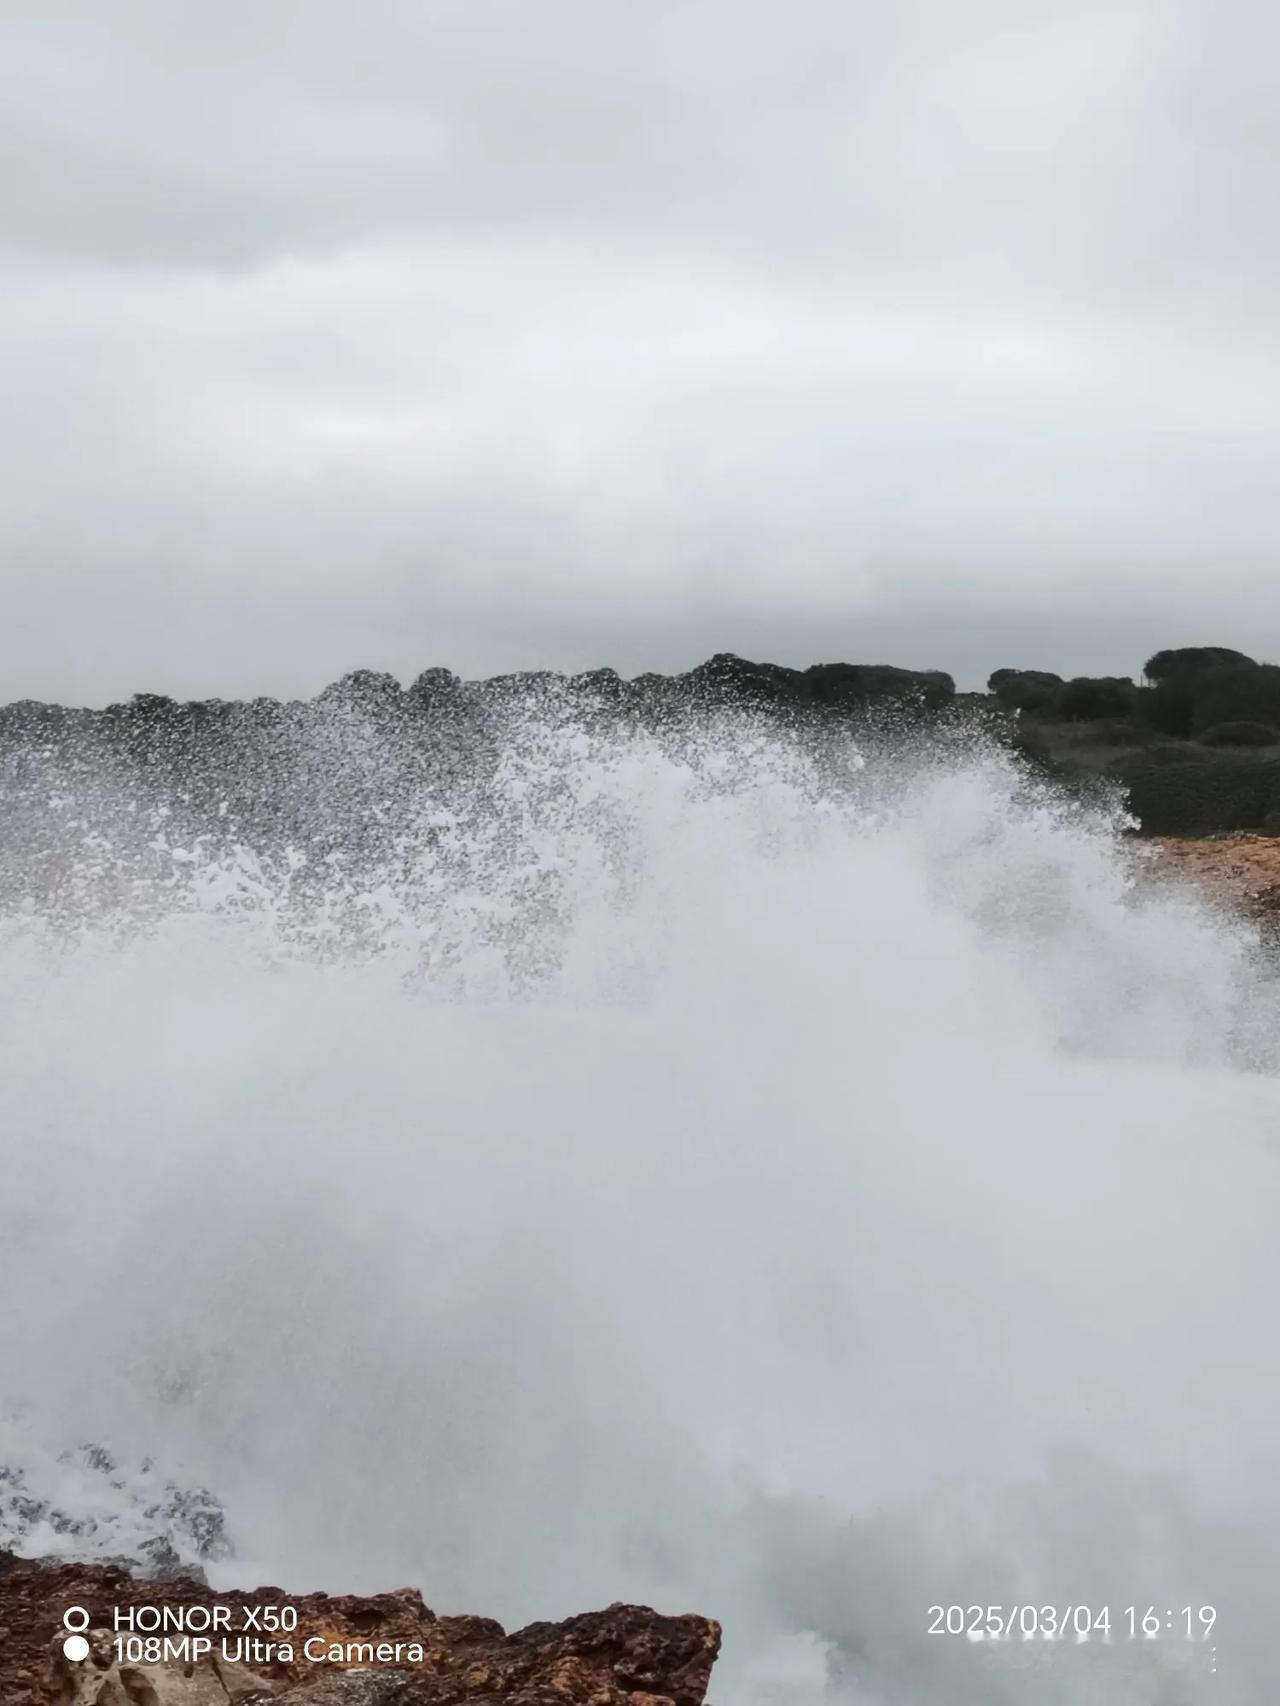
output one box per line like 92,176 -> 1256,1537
1,713 -> 1277,1702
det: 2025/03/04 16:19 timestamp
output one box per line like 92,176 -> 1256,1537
927,1605 -> 1218,1642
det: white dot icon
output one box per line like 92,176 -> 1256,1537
63,1635 -> 90,1663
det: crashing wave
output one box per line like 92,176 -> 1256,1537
0,1422 -> 231,1577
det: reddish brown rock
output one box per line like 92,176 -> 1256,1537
1137,832 -> 1280,929
0,1553 -> 719,1706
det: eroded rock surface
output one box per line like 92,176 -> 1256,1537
0,1554 -> 720,1706
1137,833 -> 1280,939
1145,832 -> 1280,905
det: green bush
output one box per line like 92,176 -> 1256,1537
1188,662 -> 1280,736
1144,645 -> 1254,682
1051,676 -> 1138,721
1141,660 -> 1280,738
1121,753 -> 1280,834
803,662 -> 956,709
1143,674 -> 1197,737
1198,721 -> 1279,747
987,668 -> 1062,711
1090,714 -> 1165,746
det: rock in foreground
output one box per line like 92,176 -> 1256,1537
1142,832 -> 1280,932
0,1553 -> 720,1706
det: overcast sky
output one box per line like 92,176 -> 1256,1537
2,0 -> 1278,703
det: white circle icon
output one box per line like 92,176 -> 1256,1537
62,1608 -> 90,1633
63,1635 -> 91,1663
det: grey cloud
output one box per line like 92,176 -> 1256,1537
4,0 -> 1277,296
0,0 -> 1278,701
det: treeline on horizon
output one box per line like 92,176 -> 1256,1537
987,644 -> 1280,743
984,645 -> 1280,837
3,644 -> 1280,842
3,641 -> 1277,730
